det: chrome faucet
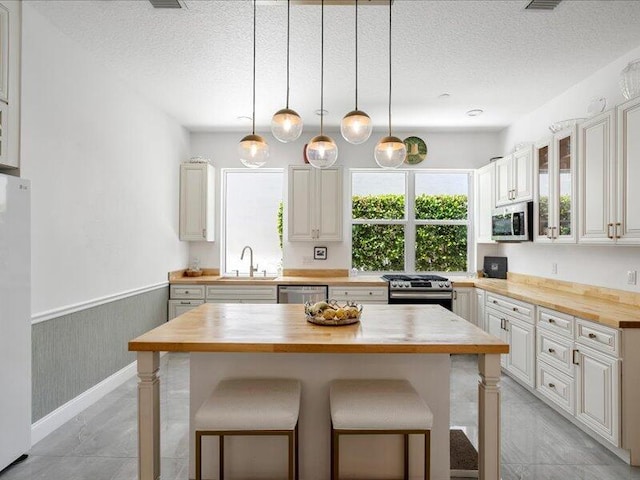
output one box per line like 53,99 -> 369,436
240,245 -> 258,277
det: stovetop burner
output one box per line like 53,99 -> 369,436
381,274 -> 449,282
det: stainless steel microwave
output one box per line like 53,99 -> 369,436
491,201 -> 533,242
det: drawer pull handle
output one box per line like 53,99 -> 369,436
548,348 -> 555,354
492,300 -> 498,304
180,301 -> 190,305
548,318 -> 556,324
369,292 -> 372,295
588,333 -> 597,339
572,349 -> 580,365
512,307 -> 518,312
185,291 -> 189,294
548,383 -> 555,389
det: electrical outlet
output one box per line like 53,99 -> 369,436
627,270 -> 637,285
302,256 -> 314,265
551,263 -> 558,274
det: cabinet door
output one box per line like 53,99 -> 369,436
452,288 -> 473,322
179,163 -> 214,241
578,110 -> 616,244
494,155 -> 512,206
512,146 -> 533,202
553,128 -> 577,243
534,139 -> 552,242
0,1 -> 20,169
168,300 -> 204,321
316,168 -> 342,241
616,96 -> 640,244
486,309 -> 508,368
475,289 -> 485,330
506,316 -> 535,388
288,166 -> 314,241
0,101 -> 6,166
575,346 -> 620,446
475,164 -> 495,243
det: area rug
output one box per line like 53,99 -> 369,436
450,429 -> 478,478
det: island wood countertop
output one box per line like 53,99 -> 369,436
129,303 -> 508,354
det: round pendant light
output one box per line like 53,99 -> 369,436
341,0 -> 372,145
307,0 -> 338,169
239,0 -> 269,168
271,0 -> 303,143
375,0 -> 405,169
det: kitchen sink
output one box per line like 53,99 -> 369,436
219,276 -> 278,281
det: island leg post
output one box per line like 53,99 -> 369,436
478,353 -> 501,480
137,351 -> 160,480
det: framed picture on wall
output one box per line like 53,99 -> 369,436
313,246 -> 327,260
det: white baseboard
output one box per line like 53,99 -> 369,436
31,359 -> 139,445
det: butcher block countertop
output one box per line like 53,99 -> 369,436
170,274 -> 388,287
129,303 -> 508,354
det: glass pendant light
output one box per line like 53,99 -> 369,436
374,0 -> 406,169
239,0 -> 269,168
341,0 -> 372,145
271,0 -> 303,143
307,0 -> 338,169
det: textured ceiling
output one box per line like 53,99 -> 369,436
29,0 -> 640,132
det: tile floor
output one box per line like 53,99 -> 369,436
1,353 -> 639,480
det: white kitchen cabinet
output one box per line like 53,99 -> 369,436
578,98 -> 640,245
575,344 -> 620,446
205,285 -> 277,304
495,145 -> 533,206
328,286 -> 387,304
288,166 -> 342,242
506,315 -> 535,387
485,309 -> 508,368
475,164 -> 495,243
168,299 -> 204,320
179,163 -> 215,242
0,1 -> 21,170
475,288 -> 485,330
452,287 -> 473,323
534,127 -> 577,243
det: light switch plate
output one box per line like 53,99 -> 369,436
627,270 -> 637,285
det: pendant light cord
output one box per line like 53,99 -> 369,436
387,0 -> 392,137
252,0 -> 257,135
354,0 -> 358,110
286,0 -> 291,109
320,0 -> 324,135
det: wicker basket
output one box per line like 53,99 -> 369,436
304,300 -> 362,326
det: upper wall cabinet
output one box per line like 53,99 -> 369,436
475,162 -> 495,244
288,165 -> 342,242
0,1 -> 21,170
534,127 -> 577,243
179,163 -> 215,242
495,145 -> 533,206
578,97 -> 640,245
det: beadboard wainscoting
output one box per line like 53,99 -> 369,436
31,284 -> 168,443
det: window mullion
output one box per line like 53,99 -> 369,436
406,171 -> 415,273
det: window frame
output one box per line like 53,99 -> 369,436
220,168 -> 285,276
349,168 -> 475,275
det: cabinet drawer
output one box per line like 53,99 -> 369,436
536,361 -> 575,415
575,319 -> 619,356
328,287 -> 388,303
485,292 -> 534,323
206,285 -> 278,301
537,307 -> 574,339
170,284 -> 206,300
168,300 -> 204,321
537,329 -> 574,376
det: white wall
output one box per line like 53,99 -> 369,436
497,44 -> 640,292
21,4 -> 190,315
189,129 -> 500,272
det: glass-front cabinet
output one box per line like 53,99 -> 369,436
534,127 -> 577,243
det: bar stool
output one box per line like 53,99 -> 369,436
329,379 -> 433,480
194,378 -> 301,480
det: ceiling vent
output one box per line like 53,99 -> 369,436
149,0 -> 184,9
525,0 -> 562,10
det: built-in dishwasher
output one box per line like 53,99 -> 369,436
277,285 -> 328,304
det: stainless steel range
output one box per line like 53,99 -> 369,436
381,274 -> 453,310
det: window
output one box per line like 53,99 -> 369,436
351,169 -> 472,273
222,169 -> 284,275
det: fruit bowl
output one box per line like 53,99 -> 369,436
304,300 -> 363,326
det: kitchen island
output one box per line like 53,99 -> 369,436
129,303 -> 508,480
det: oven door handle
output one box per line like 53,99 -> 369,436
389,292 -> 453,300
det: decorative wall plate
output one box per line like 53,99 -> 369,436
403,136 -> 427,165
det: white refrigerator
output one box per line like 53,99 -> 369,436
0,173 -> 31,471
